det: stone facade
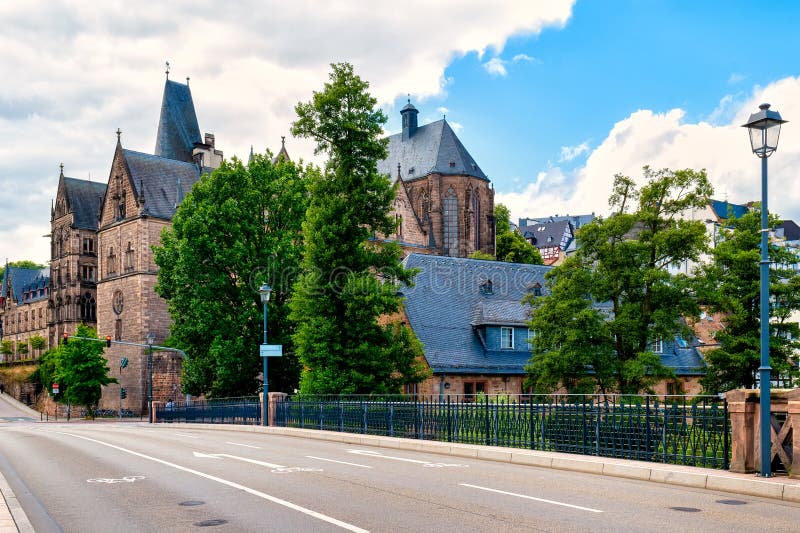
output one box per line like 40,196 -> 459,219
0,266 -> 50,362
48,169 -> 106,346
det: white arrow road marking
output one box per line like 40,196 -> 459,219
460,483 -> 604,513
193,451 -> 285,469
226,441 -> 261,449
306,456 -> 372,469
58,432 -> 368,533
346,449 -> 468,468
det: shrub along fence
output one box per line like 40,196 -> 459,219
156,396 -> 260,425
274,394 -> 730,469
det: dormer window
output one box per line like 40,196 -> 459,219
480,279 -> 493,295
649,336 -> 664,353
529,282 -> 542,297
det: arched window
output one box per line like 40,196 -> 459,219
473,193 -> 481,250
81,292 -> 96,321
124,241 -> 134,272
107,247 -> 116,276
443,188 -> 458,256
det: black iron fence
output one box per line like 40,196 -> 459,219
274,394 -> 730,469
156,396 -> 260,425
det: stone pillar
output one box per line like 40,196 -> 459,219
725,389 -> 758,473
727,388 -> 797,475
268,392 -> 287,427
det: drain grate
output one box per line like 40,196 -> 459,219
669,506 -> 701,513
180,501 -> 205,507
194,519 -> 228,527
717,499 -> 747,506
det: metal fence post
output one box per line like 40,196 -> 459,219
646,395 -> 652,461
447,396 -> 452,443
362,398 -> 367,435
484,395 -> 490,446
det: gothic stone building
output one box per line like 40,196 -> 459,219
94,77 -> 222,412
377,102 -> 495,258
49,167 -> 107,344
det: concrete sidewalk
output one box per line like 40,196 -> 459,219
166,422 -> 800,504
0,393 -> 38,532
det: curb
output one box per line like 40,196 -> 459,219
161,423 -> 800,504
0,470 -> 34,533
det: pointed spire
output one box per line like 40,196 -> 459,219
116,128 -> 122,144
248,145 -> 254,164
186,76 -> 190,86
274,136 -> 291,163
59,163 -> 64,178
165,60 -> 170,80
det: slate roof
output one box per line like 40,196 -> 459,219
154,80 -> 202,163
777,220 -> 800,241
520,220 -> 573,250
710,199 -> 748,221
402,254 -> 550,374
377,119 -> 488,182
401,254 -> 706,377
1,267 -> 49,304
122,149 -> 205,220
63,177 -> 106,229
520,213 -> 595,230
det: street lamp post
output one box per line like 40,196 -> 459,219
742,103 -> 787,477
259,283 -> 272,426
146,332 -> 155,423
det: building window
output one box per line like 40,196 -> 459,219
124,242 -> 135,272
82,265 -> 96,282
83,238 -> 94,254
81,293 -> 96,322
443,188 -> 458,256
649,336 -> 663,353
107,247 -> 117,276
501,327 -> 514,349
473,193 -> 481,250
115,319 -> 122,341
463,381 -> 486,401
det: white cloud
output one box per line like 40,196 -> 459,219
449,121 -> 464,133
437,107 -> 450,115
483,57 -> 508,77
512,53 -> 537,63
499,76 -> 800,225
0,0 -> 575,263
728,73 -> 746,85
559,141 -> 590,162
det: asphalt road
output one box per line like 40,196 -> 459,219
0,418 -> 798,532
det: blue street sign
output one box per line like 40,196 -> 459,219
260,344 -> 282,357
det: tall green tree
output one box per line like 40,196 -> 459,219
155,153 -> 311,397
697,209 -> 800,392
289,62 -> 428,394
494,204 -> 543,264
526,168 -> 712,394
56,324 -> 116,417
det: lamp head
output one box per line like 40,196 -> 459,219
259,283 -> 272,303
743,103 -> 787,158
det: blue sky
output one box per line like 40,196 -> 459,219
2,0 -> 800,262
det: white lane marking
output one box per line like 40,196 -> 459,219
346,450 -> 467,468
460,483 -> 603,514
306,456 -> 372,469
58,432 -> 368,533
175,433 -> 200,439
88,476 -> 145,484
346,449 -> 432,464
226,441 -> 261,449
193,451 -> 285,469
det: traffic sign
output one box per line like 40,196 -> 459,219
260,344 -> 282,357
52,383 -> 59,394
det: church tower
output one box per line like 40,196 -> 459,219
377,101 -> 495,258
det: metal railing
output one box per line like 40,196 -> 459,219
274,394 -> 730,469
155,396 -> 261,425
